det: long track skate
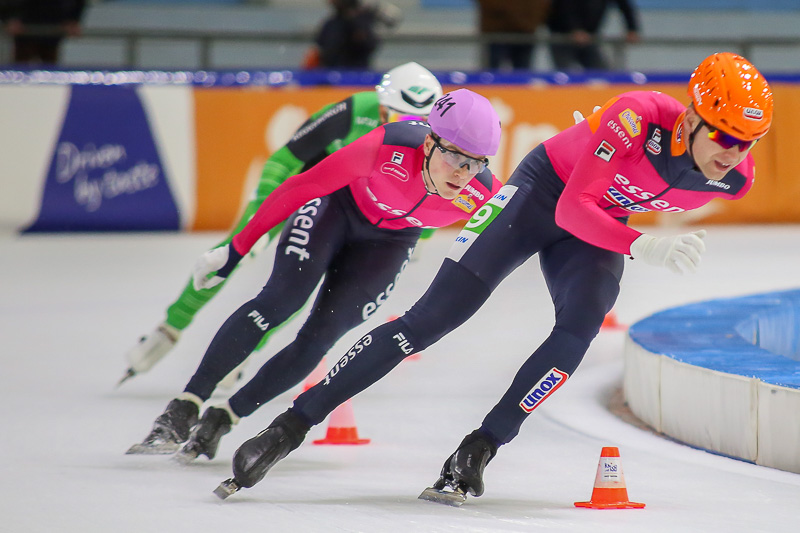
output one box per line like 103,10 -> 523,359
126,428 -> 181,455
213,478 -> 242,500
418,477 -> 468,507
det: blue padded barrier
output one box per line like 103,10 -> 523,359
629,289 -> 800,390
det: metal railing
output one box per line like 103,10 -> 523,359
3,26 -> 800,70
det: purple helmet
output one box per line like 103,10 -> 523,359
427,89 -> 501,156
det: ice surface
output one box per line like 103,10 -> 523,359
3,226 -> 800,532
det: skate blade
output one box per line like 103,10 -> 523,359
116,369 -> 136,388
213,478 -> 241,500
173,447 -> 200,465
126,441 -> 180,455
418,486 -> 467,507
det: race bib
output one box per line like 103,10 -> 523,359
446,185 -> 518,262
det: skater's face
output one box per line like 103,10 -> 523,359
685,107 -> 753,182
422,134 -> 488,200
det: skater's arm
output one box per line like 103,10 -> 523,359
254,96 -> 358,205
232,127 -> 385,255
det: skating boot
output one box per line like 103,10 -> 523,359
126,395 -> 200,455
419,429 -> 498,506
118,323 -> 181,386
213,410 -> 309,499
175,405 -> 236,464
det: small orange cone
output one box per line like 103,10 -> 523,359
312,399 -> 370,445
574,447 -> 645,509
387,315 -> 421,360
601,310 -> 626,330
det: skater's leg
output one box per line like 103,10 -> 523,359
228,236 -> 417,418
294,257 -> 500,425
227,170 -> 555,491
182,196 -> 347,402
227,262 -> 495,490
293,175 -> 555,425
478,238 -> 624,444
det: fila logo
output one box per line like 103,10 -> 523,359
391,151 -> 404,164
247,310 -> 270,331
519,367 -> 569,413
594,140 -> 616,162
743,107 -> 763,120
393,332 -> 414,354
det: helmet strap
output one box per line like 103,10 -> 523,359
687,119 -> 705,169
422,147 -> 441,197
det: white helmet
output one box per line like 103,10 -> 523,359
375,62 -> 443,116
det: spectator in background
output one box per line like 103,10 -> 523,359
303,0 -> 401,69
477,0 -> 550,71
2,0 -> 86,65
546,0 -> 640,71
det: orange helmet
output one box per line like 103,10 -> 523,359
688,52 -> 773,141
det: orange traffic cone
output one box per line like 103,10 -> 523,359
387,315 -> 421,360
312,399 -> 370,445
574,447 -> 645,509
601,310 -> 626,330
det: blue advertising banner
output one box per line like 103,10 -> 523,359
25,85 -> 180,232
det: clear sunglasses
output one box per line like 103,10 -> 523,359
431,136 -> 489,175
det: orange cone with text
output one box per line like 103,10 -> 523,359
574,447 -> 645,509
312,399 -> 370,445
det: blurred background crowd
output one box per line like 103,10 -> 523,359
1,0 -> 798,74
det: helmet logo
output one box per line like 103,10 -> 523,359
400,89 -> 436,109
743,107 -> 763,121
693,85 -> 703,106
432,93 -> 456,117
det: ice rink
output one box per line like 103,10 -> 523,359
3,225 -> 800,532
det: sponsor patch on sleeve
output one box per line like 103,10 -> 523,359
618,108 -> 642,137
594,140 -> 616,162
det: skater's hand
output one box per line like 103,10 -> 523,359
193,244 -> 243,290
573,105 -> 602,124
629,230 -> 707,274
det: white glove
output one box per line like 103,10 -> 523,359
192,244 -> 242,290
573,105 -> 602,124
629,230 -> 707,274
